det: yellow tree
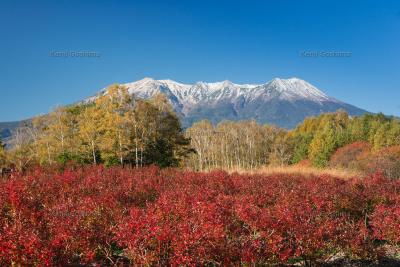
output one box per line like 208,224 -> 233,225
78,104 -> 103,165
32,106 -> 81,165
95,84 -> 133,165
32,115 -> 53,164
0,136 -> 5,167
308,124 -> 337,167
8,125 -> 37,171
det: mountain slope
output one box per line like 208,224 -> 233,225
0,120 -> 30,147
88,77 -> 367,128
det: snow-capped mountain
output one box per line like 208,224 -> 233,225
87,77 -> 367,128
90,77 -> 331,105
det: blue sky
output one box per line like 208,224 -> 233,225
0,0 -> 399,121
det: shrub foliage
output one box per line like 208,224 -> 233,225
330,141 -> 372,169
357,145 -> 400,179
0,166 -> 399,266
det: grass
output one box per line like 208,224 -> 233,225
228,164 -> 362,179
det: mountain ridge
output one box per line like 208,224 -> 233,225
86,77 -> 366,128
0,77 -> 368,143
89,77 -> 335,104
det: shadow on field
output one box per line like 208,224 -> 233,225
321,258 -> 400,267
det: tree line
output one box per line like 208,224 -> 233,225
185,120 -> 289,171
290,110 -> 400,167
1,85 -> 192,170
1,92 -> 400,172
185,110 -> 400,170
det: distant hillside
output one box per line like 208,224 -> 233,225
0,121 -> 23,142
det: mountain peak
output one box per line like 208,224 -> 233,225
86,77 -> 366,128
139,77 -> 155,82
206,80 -> 234,90
267,77 -> 330,102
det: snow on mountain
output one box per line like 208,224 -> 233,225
86,77 -> 366,128
266,78 -> 332,102
91,77 -> 333,105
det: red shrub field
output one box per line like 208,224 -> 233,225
0,166 -> 399,266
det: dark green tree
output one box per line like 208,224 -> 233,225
141,94 -> 193,167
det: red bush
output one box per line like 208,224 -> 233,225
0,166 -> 399,265
358,146 -> 400,179
371,193 -> 400,245
330,141 -> 372,169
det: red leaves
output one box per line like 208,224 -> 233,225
330,141 -> 372,169
371,196 -> 400,245
0,166 -> 399,265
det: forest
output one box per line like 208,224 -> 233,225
186,110 -> 400,178
0,85 -> 192,171
1,84 -> 400,179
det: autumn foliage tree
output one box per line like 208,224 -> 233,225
0,136 -> 5,167
7,85 -> 191,169
289,111 -> 400,167
183,110 -> 400,171
5,102 -> 400,172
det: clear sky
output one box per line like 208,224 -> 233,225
0,0 -> 399,121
